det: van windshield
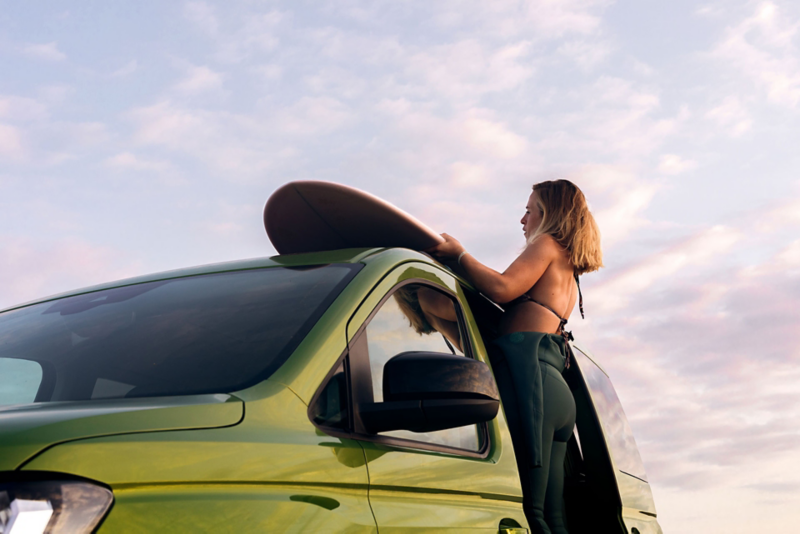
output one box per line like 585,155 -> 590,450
0,264 -> 359,407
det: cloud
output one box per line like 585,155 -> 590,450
111,60 -> 139,77
197,201 -> 261,238
126,99 -> 347,177
184,1 -> 219,36
252,63 -> 283,82
753,197 -> 800,233
304,26 -> 404,66
747,482 -> 800,494
103,152 -> 182,185
591,224 -> 742,313
705,95 -> 753,136
434,0 -> 611,39
46,122 -> 110,150
462,117 -> 527,158
572,190 -> 800,506
21,42 -> 67,61
184,2 -> 283,63
562,165 -> 661,248
104,152 -> 169,171
172,65 -> 225,95
0,116 -> 112,168
657,154 -> 698,175
775,239 -> 800,266
557,39 -> 614,69
0,124 -> 25,159
536,77 -> 689,160
711,2 -> 800,108
272,96 -> 351,135
449,161 -> 489,188
404,40 -> 534,104
36,85 -> 74,104
0,236 -> 142,310
0,95 -> 49,122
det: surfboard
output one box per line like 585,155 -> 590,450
264,181 -> 444,255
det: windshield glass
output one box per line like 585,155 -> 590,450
0,264 -> 359,407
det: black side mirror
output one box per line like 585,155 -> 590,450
359,352 -> 500,434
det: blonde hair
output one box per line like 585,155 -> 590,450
529,180 -> 603,275
392,286 -> 435,335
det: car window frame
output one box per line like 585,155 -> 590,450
308,277 -> 492,459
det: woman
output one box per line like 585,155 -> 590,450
427,179 -> 602,534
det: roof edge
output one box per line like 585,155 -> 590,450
0,248 -> 387,315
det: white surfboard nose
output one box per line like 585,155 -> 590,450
264,180 -> 444,255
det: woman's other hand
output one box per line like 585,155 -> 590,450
426,233 -> 465,261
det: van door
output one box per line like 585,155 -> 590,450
565,346 -> 663,534
347,264 -> 528,533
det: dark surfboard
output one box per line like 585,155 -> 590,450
264,181 -> 444,255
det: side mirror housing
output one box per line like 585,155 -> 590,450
359,352 -> 500,434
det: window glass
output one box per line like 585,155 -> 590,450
365,283 -> 481,451
0,358 -> 42,405
311,360 -> 349,429
0,265 -> 359,407
574,348 -> 648,481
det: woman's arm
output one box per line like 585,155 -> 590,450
428,233 -> 559,303
416,287 -> 462,352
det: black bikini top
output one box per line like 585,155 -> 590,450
506,272 -> 584,368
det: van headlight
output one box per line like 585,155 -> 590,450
0,480 -> 113,534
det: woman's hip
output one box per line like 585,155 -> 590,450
540,361 -> 576,435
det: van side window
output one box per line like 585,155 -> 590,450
364,283 -> 483,451
573,348 -> 648,481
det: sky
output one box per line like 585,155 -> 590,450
2,0 -> 800,531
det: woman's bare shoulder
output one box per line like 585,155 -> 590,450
524,234 -> 562,258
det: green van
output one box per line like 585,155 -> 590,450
0,247 -> 661,533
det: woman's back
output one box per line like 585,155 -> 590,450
499,234 -> 578,336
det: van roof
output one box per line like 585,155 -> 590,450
0,247 -> 432,314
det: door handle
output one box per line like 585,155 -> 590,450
499,529 -> 528,534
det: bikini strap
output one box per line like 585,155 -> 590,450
562,272 -> 584,370
509,273 -> 585,369
527,297 -> 567,324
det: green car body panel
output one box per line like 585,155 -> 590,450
0,247 -> 661,533
0,394 -> 243,471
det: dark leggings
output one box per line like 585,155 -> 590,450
527,361 -> 576,534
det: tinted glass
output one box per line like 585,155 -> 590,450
0,265 -> 358,406
365,283 -> 481,451
311,360 -> 349,429
574,348 -> 648,481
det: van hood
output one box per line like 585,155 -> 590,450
0,394 -> 243,470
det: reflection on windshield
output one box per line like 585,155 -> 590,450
574,348 -> 649,481
0,264 -> 359,406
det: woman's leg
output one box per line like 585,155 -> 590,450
527,366 -> 555,533
529,364 -> 576,534
544,441 -> 569,533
